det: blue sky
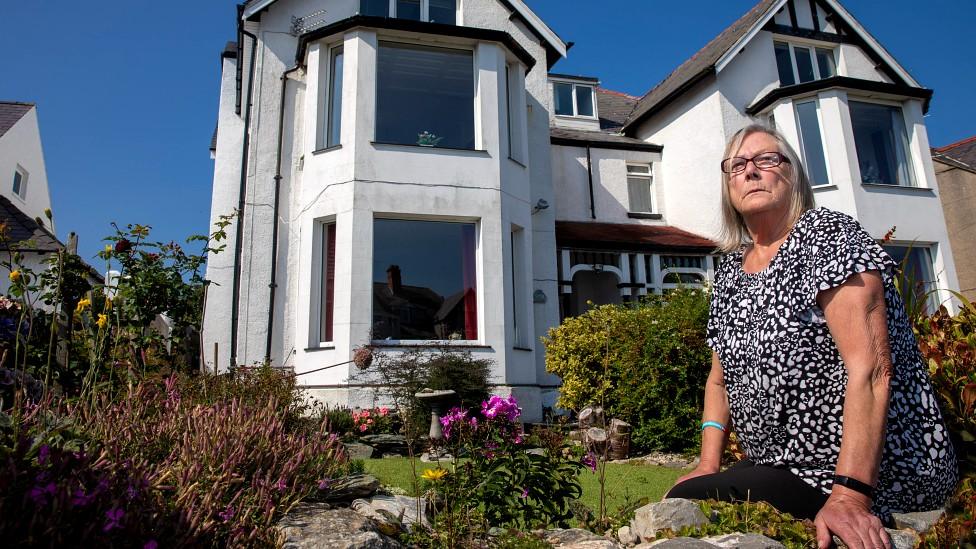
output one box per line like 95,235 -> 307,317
1,1 -> 973,264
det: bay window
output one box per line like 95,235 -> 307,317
883,244 -> 938,312
360,0 -> 456,24
795,100 -> 830,185
850,101 -> 916,186
375,42 -> 474,149
372,219 -> 478,341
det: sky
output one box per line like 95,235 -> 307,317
1,1 -> 973,265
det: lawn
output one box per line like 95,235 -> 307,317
361,457 -> 688,516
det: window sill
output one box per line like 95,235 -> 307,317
554,114 -> 599,121
861,183 -> 934,194
304,345 -> 336,352
811,183 -> 838,191
312,144 -> 342,155
371,141 -> 488,155
513,346 -> 533,352
627,212 -> 662,220
370,341 -> 493,350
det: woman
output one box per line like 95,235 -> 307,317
667,125 -> 958,549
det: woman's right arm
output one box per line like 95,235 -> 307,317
674,351 -> 730,484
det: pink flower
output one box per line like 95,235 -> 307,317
582,452 -> 597,473
379,407 -> 389,416
520,487 -> 529,498
318,478 -> 332,490
218,505 -> 235,522
359,424 -> 368,432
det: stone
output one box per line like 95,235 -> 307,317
321,474 -> 381,503
618,525 -> 640,546
631,499 -> 708,542
351,494 -> 432,529
546,528 -> 605,545
561,540 -> 624,549
701,533 -> 784,548
278,505 -> 402,549
892,508 -> 945,533
360,434 -> 409,455
886,528 -> 920,549
343,442 -> 375,460
643,537 -> 715,547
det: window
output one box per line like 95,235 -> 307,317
774,41 -> 835,85
552,82 -> 595,118
359,0 -> 456,24
795,100 -> 830,186
510,226 -> 526,347
12,167 -> 27,199
850,101 -> 916,186
326,46 -> 344,148
376,42 -> 474,149
626,164 -> 654,213
372,219 -> 477,340
319,223 -> 337,343
506,64 -> 525,163
883,244 -> 938,312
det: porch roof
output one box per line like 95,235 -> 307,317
555,221 -> 716,253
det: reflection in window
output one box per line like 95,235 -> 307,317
794,46 -> 815,83
850,101 -> 916,186
396,0 -> 421,20
428,0 -> 456,24
360,0 -> 388,16
884,244 -> 937,312
553,83 -> 574,116
774,42 -> 795,86
376,42 -> 474,149
774,42 -> 835,85
326,46 -> 344,148
575,86 -> 594,117
360,0 -> 455,24
12,167 -> 27,199
372,219 -> 477,340
795,100 -> 829,186
816,48 -> 835,78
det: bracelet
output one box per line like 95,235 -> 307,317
832,474 -> 875,499
701,421 -> 725,433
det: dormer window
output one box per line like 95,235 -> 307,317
360,0 -> 456,25
774,41 -> 835,86
553,82 -> 595,118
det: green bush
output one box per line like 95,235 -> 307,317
544,289 -> 711,453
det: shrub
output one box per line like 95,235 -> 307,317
543,289 -> 711,453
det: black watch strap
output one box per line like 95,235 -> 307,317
833,474 -> 875,499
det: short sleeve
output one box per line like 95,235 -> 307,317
808,209 -> 897,301
705,256 -> 733,351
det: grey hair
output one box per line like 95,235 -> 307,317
716,124 -> 816,253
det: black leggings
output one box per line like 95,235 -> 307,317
666,460 -> 829,520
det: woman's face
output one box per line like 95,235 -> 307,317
727,131 -> 793,219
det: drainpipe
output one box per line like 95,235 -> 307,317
230,16 -> 258,368
266,63 -> 301,363
585,143 -> 596,219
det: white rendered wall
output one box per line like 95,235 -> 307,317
0,108 -> 55,233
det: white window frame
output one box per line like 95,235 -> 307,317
848,98 -> 918,187
552,81 -> 597,119
324,44 -> 344,149
310,218 -> 337,348
12,166 -> 27,200
510,224 -> 527,348
367,0 -> 459,23
794,98 -> 831,186
626,163 -> 655,213
774,40 -> 836,85
506,63 -> 526,164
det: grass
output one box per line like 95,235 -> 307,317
361,457 -> 687,517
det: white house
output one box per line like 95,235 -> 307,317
204,0 -> 959,421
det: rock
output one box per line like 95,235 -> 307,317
321,474 -> 381,503
892,508 -> 945,533
886,528 -> 920,549
526,447 -> 546,456
278,505 -> 402,549
632,499 -> 708,542
701,533 -> 784,548
546,528 -> 605,545
343,442 -> 375,460
643,537 -> 715,547
351,494 -> 432,529
618,525 -> 640,546
360,434 -> 409,455
561,541 -> 624,549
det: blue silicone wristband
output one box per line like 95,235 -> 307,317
701,421 -> 725,433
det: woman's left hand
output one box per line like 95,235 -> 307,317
814,490 -> 890,549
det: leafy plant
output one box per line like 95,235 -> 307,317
675,500 -> 816,548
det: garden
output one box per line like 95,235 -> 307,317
0,213 -> 973,548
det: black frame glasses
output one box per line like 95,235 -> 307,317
721,152 -> 791,174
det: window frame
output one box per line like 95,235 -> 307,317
848,98 -> 918,187
313,220 -> 337,347
361,0 -> 458,24
12,166 -> 28,200
552,81 -> 597,119
794,98 -> 831,186
626,162 -> 655,214
882,242 -> 939,312
774,40 -> 836,85
324,44 -> 344,149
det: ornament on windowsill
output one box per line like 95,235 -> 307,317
417,131 -> 444,147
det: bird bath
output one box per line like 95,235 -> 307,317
415,388 -> 457,461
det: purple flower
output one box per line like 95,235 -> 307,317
126,484 -> 139,500
144,541 -> 159,549
71,488 -> 96,507
439,407 -> 469,440
520,487 -> 529,498
103,507 -> 124,532
481,395 -> 521,423
29,483 -> 55,506
275,478 -> 288,491
317,478 -> 332,490
38,444 -> 50,465
218,505 -> 235,522
582,452 -> 597,473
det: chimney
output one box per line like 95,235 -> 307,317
386,265 -> 402,294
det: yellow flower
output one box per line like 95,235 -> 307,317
75,298 -> 91,313
96,314 -> 108,330
421,468 -> 448,482
104,245 -> 112,254
104,296 -> 113,310
8,270 -> 21,283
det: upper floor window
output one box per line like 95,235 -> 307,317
360,0 -> 456,24
774,41 -> 835,86
12,166 -> 27,199
849,101 -> 916,187
375,42 -> 474,149
626,163 -> 654,213
326,46 -> 344,148
553,82 -> 595,118
795,100 -> 830,186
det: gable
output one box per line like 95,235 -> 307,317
0,102 -> 33,139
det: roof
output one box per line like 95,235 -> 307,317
935,136 -> 976,169
596,88 -> 639,131
0,195 -> 62,252
555,221 -> 715,252
621,0 -> 777,133
550,127 -> 661,152
0,101 -> 34,139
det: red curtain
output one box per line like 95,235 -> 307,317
461,224 -> 477,340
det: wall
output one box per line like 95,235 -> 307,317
934,159 -> 976,300
0,108 -> 55,232
551,144 -> 661,223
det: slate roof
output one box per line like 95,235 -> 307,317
0,195 -> 62,252
596,88 -> 639,131
550,127 -> 660,151
621,0 -> 778,132
935,136 -> 976,170
0,102 -> 34,139
555,221 -> 715,252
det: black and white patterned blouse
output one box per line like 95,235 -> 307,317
706,207 -> 958,517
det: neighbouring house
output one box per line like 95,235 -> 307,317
204,0 -> 961,420
932,137 -> 976,301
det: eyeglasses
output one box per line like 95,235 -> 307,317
720,152 -> 790,174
